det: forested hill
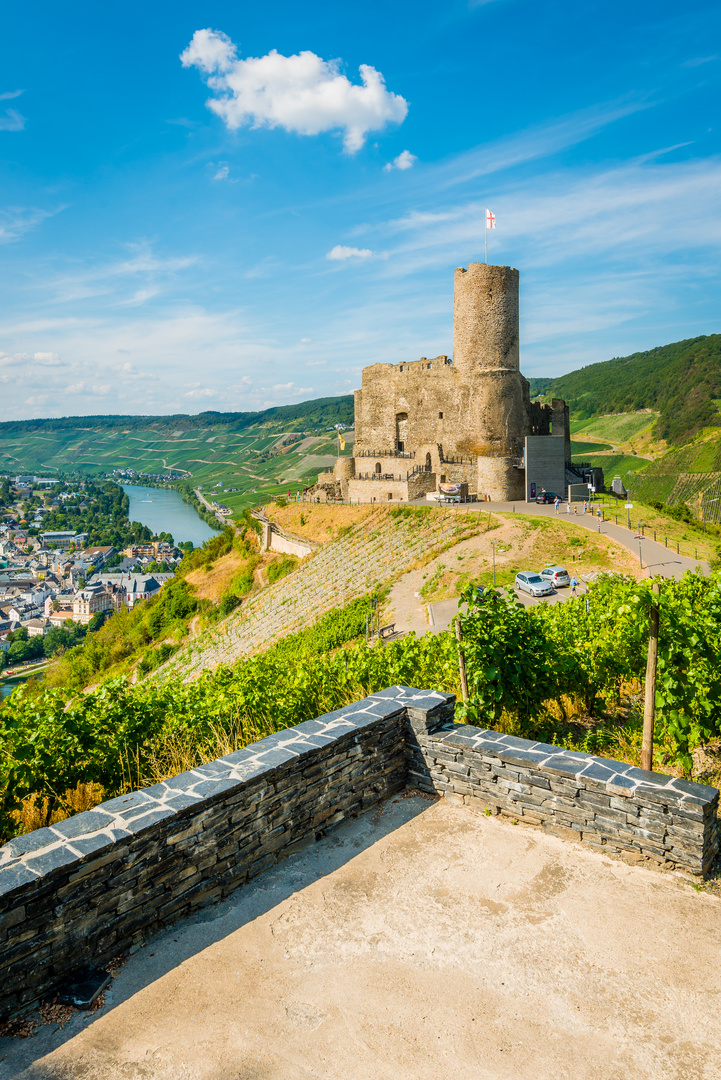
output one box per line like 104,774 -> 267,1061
527,335 -> 721,445
0,394 -> 354,439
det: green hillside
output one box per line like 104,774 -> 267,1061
528,335 -> 721,445
0,395 -> 354,512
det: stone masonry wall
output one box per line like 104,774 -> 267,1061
1,686 -> 718,1021
406,712 -> 719,877
0,689 -> 445,1020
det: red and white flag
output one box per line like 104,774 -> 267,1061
486,208 -> 496,229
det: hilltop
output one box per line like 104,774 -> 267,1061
0,395 -> 354,512
528,335 -> 721,446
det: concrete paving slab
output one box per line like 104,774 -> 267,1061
3,796 -> 720,1080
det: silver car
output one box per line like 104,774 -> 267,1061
540,565 -> 570,588
515,571 -> 554,597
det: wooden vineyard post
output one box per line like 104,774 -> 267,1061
641,580 -> 661,772
455,617 -> 469,703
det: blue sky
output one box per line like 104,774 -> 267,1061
0,0 -> 719,420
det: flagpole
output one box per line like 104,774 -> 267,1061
484,209 -> 488,264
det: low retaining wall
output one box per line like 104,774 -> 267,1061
407,718 -> 720,876
1,686 -> 718,1019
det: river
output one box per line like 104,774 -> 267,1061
122,484 -> 216,548
1,487 -> 215,700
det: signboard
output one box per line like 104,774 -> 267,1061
625,503 -> 633,509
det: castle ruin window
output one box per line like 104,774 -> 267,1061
428,362 -> 433,369
375,462 -> 381,474
395,412 -> 408,452
399,365 -> 404,372
438,411 -> 443,419
387,492 -> 393,500
425,452 -> 431,469
440,474 -> 446,483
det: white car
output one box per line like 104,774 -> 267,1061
515,571 -> 554,597
539,565 -> 570,588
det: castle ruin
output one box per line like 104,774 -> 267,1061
317,262 -> 590,503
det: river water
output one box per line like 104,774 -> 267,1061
122,484 -> 216,549
0,487 -> 216,700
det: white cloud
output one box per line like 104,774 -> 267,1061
0,90 -> 23,101
326,245 -> 373,261
212,164 -> 229,180
181,29 -> 408,153
383,149 -> 417,172
0,108 -> 25,132
306,360 -> 326,366
300,337 -> 312,343
184,386 -> 216,398
0,206 -> 58,243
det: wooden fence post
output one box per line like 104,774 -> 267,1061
641,581 -> 661,772
455,617 -> 469,703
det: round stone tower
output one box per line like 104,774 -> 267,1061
453,263 -> 520,374
453,263 -> 527,501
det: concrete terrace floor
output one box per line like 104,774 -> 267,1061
2,796 -> 720,1080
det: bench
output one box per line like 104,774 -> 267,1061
379,623 -> 396,640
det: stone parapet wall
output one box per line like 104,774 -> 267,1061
407,719 -> 719,876
0,686 -> 717,1021
0,689 -> 452,1020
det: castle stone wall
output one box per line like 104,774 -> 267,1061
348,263 -> 559,502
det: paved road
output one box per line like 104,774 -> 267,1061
427,580 -> 587,634
413,498 -> 709,581
419,499 -> 710,635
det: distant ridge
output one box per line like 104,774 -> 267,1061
0,394 -> 354,438
527,335 -> 721,445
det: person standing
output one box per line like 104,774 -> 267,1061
566,501 -> 571,514
570,576 -> 578,596
554,496 -> 560,515
583,500 -> 588,514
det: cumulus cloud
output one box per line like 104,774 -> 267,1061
383,149 -> 417,172
181,29 -> 407,152
326,245 -> 373,261
212,164 -> 230,180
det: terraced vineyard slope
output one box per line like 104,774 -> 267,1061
155,508 -> 486,683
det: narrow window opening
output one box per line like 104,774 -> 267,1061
438,411 -> 443,419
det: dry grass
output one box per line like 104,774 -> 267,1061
185,550 -> 248,602
265,501 -> 374,543
11,782 -> 106,834
417,514 -> 641,604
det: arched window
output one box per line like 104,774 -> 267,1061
375,462 -> 381,474
425,452 -> 431,470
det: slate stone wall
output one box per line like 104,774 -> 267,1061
0,688 -> 451,1020
0,685 -> 718,1021
407,712 -> 720,877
